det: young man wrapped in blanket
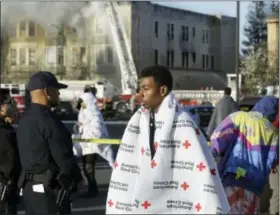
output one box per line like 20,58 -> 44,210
210,96 -> 279,214
106,65 -> 230,214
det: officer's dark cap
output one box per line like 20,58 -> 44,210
27,71 -> 68,91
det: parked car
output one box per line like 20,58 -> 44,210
239,96 -> 262,112
99,98 -> 115,119
182,105 -> 214,137
53,101 -> 78,121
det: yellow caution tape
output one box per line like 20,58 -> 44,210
72,138 -> 122,145
73,139 -> 211,146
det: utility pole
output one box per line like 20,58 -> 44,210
235,1 -> 240,102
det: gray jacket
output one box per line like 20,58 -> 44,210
206,95 -> 239,137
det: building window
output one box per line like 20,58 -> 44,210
58,47 -> 64,65
19,48 -> 26,65
210,29 -> 214,44
211,55 -> 214,69
95,18 -> 104,35
167,23 -> 174,40
181,51 -> 188,68
202,29 -> 205,44
154,49 -> 158,65
206,55 -> 209,68
171,24 -> 174,40
72,47 -> 80,65
181,26 -> 188,41
10,25 -> 16,37
193,27 -> 195,37
29,49 -> 36,65
95,46 -> 104,65
205,30 -> 209,44
106,46 -> 113,64
202,54 -> 205,69
72,47 -> 87,65
45,47 -> 56,64
28,21 -> 35,37
19,21 -> 26,37
10,49 -> 17,66
80,47 -> 86,64
192,52 -> 196,63
154,21 -> 158,38
167,50 -> 174,67
171,50 -> 174,67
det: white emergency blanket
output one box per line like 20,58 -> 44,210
106,93 -> 230,214
72,92 -> 114,167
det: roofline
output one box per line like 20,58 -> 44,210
149,1 -> 236,19
266,16 -> 279,23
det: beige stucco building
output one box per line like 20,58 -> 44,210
266,16 -> 279,66
2,1 -> 236,89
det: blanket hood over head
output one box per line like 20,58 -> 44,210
106,93 -> 230,214
251,96 -> 278,122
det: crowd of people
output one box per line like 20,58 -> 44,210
0,65 -> 278,214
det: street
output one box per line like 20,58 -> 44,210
18,121 -> 127,215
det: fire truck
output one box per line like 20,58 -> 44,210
58,80 -> 116,117
0,81 -> 116,118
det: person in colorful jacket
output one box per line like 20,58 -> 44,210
210,96 -> 279,214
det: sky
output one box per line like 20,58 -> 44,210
155,1 -> 251,48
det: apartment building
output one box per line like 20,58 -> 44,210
129,2 -> 236,75
2,1 -> 236,89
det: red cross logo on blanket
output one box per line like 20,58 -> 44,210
151,160 -> 157,168
183,140 -> 191,149
195,203 -> 202,212
142,201 -> 151,209
196,162 -> 206,171
181,182 -> 190,190
210,168 -> 217,175
114,161 -> 118,169
141,147 -> 145,155
108,200 -> 114,207
154,142 -> 158,151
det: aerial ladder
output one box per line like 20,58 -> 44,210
77,1 -> 138,94
104,1 -> 138,94
79,1 -> 138,94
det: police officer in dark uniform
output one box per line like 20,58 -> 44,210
0,89 -> 21,215
17,71 -> 81,215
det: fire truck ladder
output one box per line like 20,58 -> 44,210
105,1 -> 138,94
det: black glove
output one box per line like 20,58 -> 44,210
57,174 -> 73,191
